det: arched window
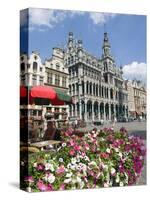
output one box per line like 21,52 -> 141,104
69,85 -> 71,94
21,63 -> 25,72
33,62 -> 37,72
90,83 -> 92,95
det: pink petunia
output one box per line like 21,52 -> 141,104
37,180 -> 48,192
24,176 -> 34,183
69,149 -> 75,156
60,183 -> 65,190
56,166 -> 65,175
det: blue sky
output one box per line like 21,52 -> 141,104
20,8 -> 147,83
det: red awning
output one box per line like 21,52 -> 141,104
20,86 -> 27,97
30,85 -> 57,100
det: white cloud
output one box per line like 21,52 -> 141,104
122,61 -> 147,83
29,8 -> 67,28
89,13 -> 116,25
22,9 -> 116,31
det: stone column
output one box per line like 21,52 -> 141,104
98,103 -> 101,120
103,103 -> 106,121
109,104 -> 111,120
114,104 -> 116,117
92,102 -> 94,121
84,82 -> 86,95
79,101 -> 82,120
84,101 -> 87,121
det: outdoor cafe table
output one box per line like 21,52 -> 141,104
30,140 -> 61,151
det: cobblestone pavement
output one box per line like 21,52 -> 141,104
78,121 -> 147,185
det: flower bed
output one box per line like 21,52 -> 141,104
21,127 -> 146,192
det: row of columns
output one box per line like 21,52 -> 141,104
69,82 -> 116,100
69,102 -> 128,122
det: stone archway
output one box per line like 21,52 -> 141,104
94,101 -> 99,120
105,103 -> 109,120
111,104 -> 114,119
87,100 -> 92,120
100,102 -> 104,119
115,104 -> 119,119
81,100 -> 85,120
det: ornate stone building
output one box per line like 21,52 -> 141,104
44,47 -> 69,122
125,80 -> 135,116
65,32 -> 128,122
20,52 -> 45,123
132,80 -> 146,118
20,49 -> 70,127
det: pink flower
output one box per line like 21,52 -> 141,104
56,166 -> 65,175
100,153 -> 109,159
85,143 -> 90,150
69,149 -> 75,156
60,184 -> 65,190
37,164 -> 44,171
47,184 -> 53,191
81,152 -> 86,157
24,176 -> 34,183
70,139 -> 75,146
74,145 -> 81,151
37,180 -> 48,192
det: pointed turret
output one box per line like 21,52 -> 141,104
102,32 -> 111,57
68,32 -> 74,50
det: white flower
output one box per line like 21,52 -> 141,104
118,152 -> 122,158
124,172 -> 129,184
116,174 -> 120,183
59,158 -> 63,163
45,163 -> 55,172
115,148 -> 119,152
111,167 -> 116,175
67,163 -> 72,169
33,162 -> 37,168
84,156 -> 90,161
104,182 -> 109,187
106,148 -> 111,153
80,163 -> 87,171
119,182 -> 124,187
44,173 -> 55,183
62,143 -> 67,147
66,172 -> 73,178
71,158 -> 77,165
89,161 -> 97,166
76,165 -> 81,171
106,173 -> 110,182
79,181 -> 85,189
70,164 -> 76,170
102,164 -> 108,170
26,187 -> 32,192
76,177 -> 82,183
64,178 -> 71,184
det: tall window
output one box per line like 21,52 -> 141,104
21,63 -> 25,73
62,77 -> 67,87
47,72 -> 53,85
33,62 -> 37,73
21,75 -> 25,85
32,75 -> 37,86
39,76 -> 43,85
55,74 -> 60,86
